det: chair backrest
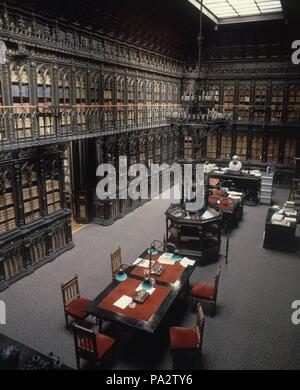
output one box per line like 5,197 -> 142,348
195,304 -> 205,351
61,275 -> 80,308
73,324 -> 98,363
111,247 -> 122,279
213,267 -> 222,301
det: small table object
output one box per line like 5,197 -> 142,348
134,289 -> 150,304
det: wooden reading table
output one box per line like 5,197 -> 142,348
85,250 -> 197,334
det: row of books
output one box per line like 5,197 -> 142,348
24,199 -> 40,212
52,232 -> 66,253
0,208 -> 15,222
47,193 -> 61,203
48,203 -> 61,214
23,187 -> 39,200
1,193 -> 14,204
25,211 -> 41,224
2,181 -> 14,190
46,182 -> 59,193
4,255 -> 23,280
0,220 -> 16,235
22,173 -> 38,182
30,242 -> 47,264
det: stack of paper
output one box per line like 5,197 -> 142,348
285,211 -> 297,217
158,253 -> 175,265
113,296 -> 133,310
284,217 -> 297,224
271,213 -> 284,223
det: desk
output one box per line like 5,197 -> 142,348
85,251 -> 197,334
263,209 -> 297,251
209,172 -> 260,206
211,199 -> 243,229
208,191 -> 244,229
165,205 -> 223,262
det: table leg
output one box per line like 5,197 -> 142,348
97,317 -> 104,332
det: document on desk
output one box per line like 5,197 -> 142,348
136,284 -> 156,295
180,257 -> 196,267
285,212 -> 297,217
113,296 -> 133,310
158,253 -> 176,265
202,210 -> 217,220
132,259 -> 155,268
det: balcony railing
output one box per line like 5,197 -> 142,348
0,103 -> 298,151
0,104 -> 180,151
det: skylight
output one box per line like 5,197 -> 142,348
188,0 -> 284,24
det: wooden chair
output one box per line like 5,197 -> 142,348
111,247 -> 129,279
61,275 -> 92,328
190,267 -> 221,317
170,304 -> 205,369
111,247 -> 122,279
73,324 -> 115,370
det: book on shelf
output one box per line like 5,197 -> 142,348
25,213 -> 41,223
0,209 -> 15,222
31,243 -> 46,264
47,193 -> 60,202
4,256 -> 23,280
48,202 -> 61,214
4,180 -> 12,190
23,187 -> 39,200
46,179 -> 60,188
0,219 -> 16,234
24,199 -> 40,213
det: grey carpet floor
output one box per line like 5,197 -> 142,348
0,189 -> 300,370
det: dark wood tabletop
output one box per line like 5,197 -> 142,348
85,250 -> 197,334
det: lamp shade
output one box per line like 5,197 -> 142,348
147,248 -> 158,256
142,277 -> 154,291
172,254 -> 182,262
115,270 -> 128,282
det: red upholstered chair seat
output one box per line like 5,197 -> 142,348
96,333 -> 115,358
80,333 -> 115,359
191,283 -> 215,301
170,327 -> 199,350
65,298 -> 92,319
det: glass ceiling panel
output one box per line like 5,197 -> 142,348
188,0 -> 283,23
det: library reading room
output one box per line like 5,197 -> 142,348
0,0 -> 299,372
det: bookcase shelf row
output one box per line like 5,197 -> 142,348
0,210 -> 73,291
0,152 -> 64,237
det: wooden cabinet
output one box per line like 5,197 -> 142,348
0,147 -> 73,291
166,204 -> 223,264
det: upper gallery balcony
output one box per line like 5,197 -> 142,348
0,104 -> 179,151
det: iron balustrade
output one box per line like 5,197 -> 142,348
0,103 -> 298,151
0,104 -> 181,151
